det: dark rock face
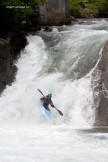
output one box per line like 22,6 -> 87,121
0,38 -> 16,93
9,32 -> 27,58
92,41 -> 108,126
46,0 -> 61,12
0,32 -> 27,94
39,0 -> 72,25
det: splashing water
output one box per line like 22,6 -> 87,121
0,19 -> 108,162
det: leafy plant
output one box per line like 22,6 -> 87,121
68,0 -> 80,17
97,0 -> 108,17
0,0 -> 45,31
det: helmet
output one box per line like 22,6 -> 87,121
47,93 -> 52,98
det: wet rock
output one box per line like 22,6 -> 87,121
9,32 -> 27,58
0,32 -> 27,94
92,41 -> 108,126
39,0 -> 74,26
0,38 -> 16,93
64,16 -> 77,25
44,26 -> 53,32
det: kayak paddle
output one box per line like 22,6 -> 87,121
38,89 -> 45,97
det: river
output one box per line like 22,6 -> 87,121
0,19 -> 108,162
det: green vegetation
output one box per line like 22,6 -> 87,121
0,0 -> 45,32
0,0 -> 108,33
97,0 -> 108,17
68,0 -> 80,17
69,0 -> 108,17
0,0 -> 44,19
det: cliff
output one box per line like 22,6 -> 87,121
0,32 -> 27,94
92,41 -> 108,126
39,0 -> 74,25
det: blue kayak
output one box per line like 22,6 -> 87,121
41,106 -> 51,119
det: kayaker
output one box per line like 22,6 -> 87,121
40,93 -> 55,111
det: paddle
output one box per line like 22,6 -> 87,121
37,89 -> 63,116
53,106 -> 63,116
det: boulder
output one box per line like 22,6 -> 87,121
0,32 -> 27,94
9,32 -> 27,58
39,0 -> 74,26
92,41 -> 108,126
0,38 -> 16,93
44,26 -> 53,32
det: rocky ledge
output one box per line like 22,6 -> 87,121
92,41 -> 108,126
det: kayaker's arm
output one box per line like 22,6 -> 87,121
40,97 -> 45,101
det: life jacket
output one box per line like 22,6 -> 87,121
42,97 -> 52,107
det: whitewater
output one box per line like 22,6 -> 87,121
0,19 -> 108,162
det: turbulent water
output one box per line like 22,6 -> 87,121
0,19 -> 108,162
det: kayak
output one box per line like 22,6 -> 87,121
41,106 -> 51,119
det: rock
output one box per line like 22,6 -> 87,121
64,16 -> 77,25
0,38 -> 17,93
44,26 -> 53,32
92,41 -> 108,126
9,32 -> 27,58
39,0 -> 72,26
0,32 -> 27,94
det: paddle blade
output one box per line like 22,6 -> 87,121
37,89 -> 45,97
57,109 -> 63,116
